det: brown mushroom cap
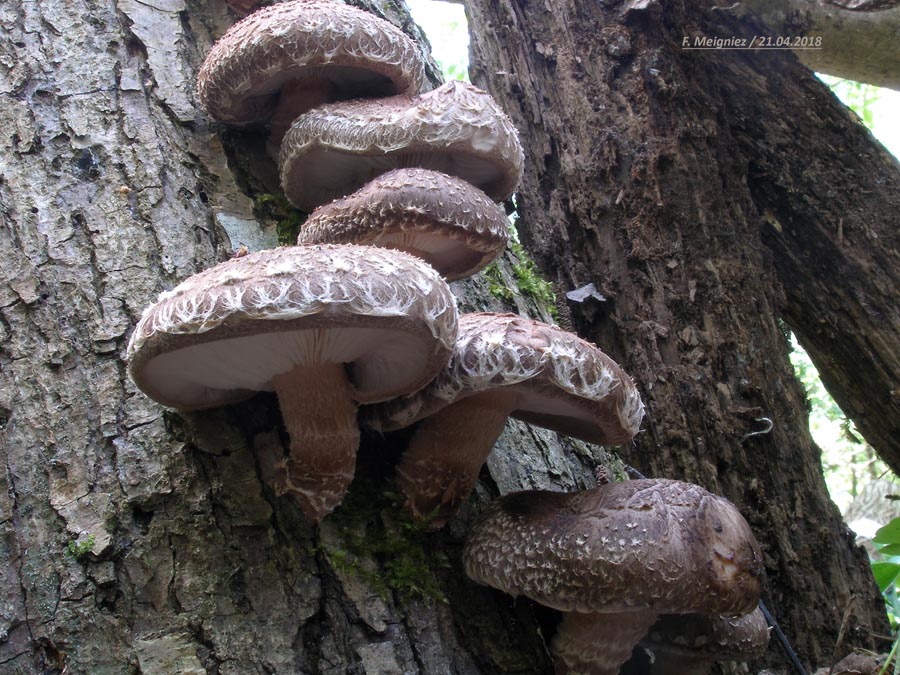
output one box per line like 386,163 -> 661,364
363,312 -> 644,444
297,168 -> 511,281
196,0 -> 427,127
463,479 -> 764,617
638,609 -> 770,675
126,244 -> 457,411
279,80 -> 525,211
362,313 -> 643,528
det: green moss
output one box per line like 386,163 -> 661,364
509,241 -> 559,319
483,263 -> 514,303
253,193 -> 305,245
321,484 -> 449,604
65,534 -> 95,560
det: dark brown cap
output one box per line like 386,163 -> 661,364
364,312 -> 644,445
280,81 -> 524,211
197,0 -> 426,126
298,168 -> 510,281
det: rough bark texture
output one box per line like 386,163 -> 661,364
0,1 -> 605,673
742,0 -> 900,90
465,0 -> 894,671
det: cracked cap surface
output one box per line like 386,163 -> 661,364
127,244 -> 457,410
362,312 -> 644,445
298,168 -> 510,280
463,479 -> 764,616
197,0 -> 427,126
280,80 -> 524,211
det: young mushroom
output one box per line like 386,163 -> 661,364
126,244 -> 457,522
280,80 -> 525,211
634,608 -> 769,675
298,168 -> 511,281
196,0 -> 426,153
463,479 -> 765,675
362,312 -> 644,529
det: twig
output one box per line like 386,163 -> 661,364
877,635 -> 900,675
829,597 -> 857,675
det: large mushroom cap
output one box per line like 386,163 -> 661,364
363,312 -> 644,445
196,0 -> 427,126
280,80 -> 525,211
463,479 -> 764,617
126,244 -> 457,410
298,168 -> 510,281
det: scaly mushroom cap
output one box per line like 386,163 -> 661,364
298,168 -> 510,280
640,609 -> 769,673
196,0 -> 427,126
362,312 -> 644,444
126,244 -> 457,410
280,80 -> 525,211
463,479 -> 764,616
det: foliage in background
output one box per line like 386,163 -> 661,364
821,75 -> 881,127
868,519 -> 900,671
813,74 -> 900,640
790,336 -> 888,511
406,0 -> 469,82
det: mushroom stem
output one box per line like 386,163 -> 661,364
271,361 -> 359,522
268,79 -> 335,153
395,389 -> 517,528
552,610 -> 658,675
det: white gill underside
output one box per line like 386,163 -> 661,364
375,230 -> 475,268
142,327 -> 432,408
296,149 -> 503,207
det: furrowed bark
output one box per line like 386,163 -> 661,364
465,0 -> 891,670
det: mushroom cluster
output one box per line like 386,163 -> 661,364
125,3 -> 767,673
129,0 -> 535,522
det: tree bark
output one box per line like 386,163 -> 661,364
0,1 -> 597,673
465,0 -> 892,670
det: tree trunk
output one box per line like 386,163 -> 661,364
464,0 -> 892,671
0,1 -> 597,673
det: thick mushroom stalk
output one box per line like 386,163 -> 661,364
270,362 -> 358,521
463,480 -> 765,675
395,389 -> 517,525
554,611 -> 659,675
126,245 -> 457,523
363,313 -> 643,528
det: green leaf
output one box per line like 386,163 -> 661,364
877,543 -> 900,557
871,562 -> 900,592
875,518 -> 900,545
